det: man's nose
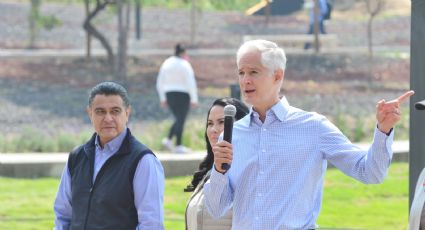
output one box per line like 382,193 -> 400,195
104,112 -> 114,121
240,75 -> 251,84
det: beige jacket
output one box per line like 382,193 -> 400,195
186,172 -> 232,230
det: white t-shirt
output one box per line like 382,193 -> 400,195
156,56 -> 198,103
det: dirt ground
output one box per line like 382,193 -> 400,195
0,0 -> 412,136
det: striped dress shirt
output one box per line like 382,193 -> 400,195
204,97 -> 393,230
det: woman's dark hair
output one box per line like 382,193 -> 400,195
184,97 -> 249,192
174,43 -> 186,57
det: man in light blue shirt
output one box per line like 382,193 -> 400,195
203,39 -> 414,230
53,82 -> 165,230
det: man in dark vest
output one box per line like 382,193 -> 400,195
54,82 -> 165,230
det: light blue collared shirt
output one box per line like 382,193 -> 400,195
204,98 -> 393,230
54,129 -> 165,230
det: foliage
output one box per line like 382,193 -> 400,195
0,119 -> 206,153
38,14 -> 62,30
0,110 -> 410,153
29,0 -> 62,31
0,127 -> 92,153
0,163 -> 409,229
134,118 -> 206,151
330,105 -> 411,142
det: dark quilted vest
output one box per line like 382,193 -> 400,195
68,129 -> 154,230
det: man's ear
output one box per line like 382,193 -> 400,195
86,106 -> 92,118
274,69 -> 284,82
126,105 -> 132,117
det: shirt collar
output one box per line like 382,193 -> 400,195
242,97 -> 290,127
274,96 -> 290,122
95,128 -> 128,153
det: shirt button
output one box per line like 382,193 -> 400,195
262,149 -> 266,153
263,128 -> 267,131
258,193 -> 262,197
259,171 -> 264,175
255,217 -> 259,221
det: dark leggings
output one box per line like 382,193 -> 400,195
166,92 -> 190,146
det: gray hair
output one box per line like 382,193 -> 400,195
236,39 -> 287,73
88,82 -> 130,107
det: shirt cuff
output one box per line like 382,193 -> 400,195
373,126 -> 394,160
377,124 -> 393,136
210,166 -> 228,184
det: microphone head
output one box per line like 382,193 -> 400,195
415,100 -> 425,110
224,104 -> 237,117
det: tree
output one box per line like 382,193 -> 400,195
190,0 -> 202,45
115,0 -> 131,84
313,0 -> 320,53
28,0 -> 61,48
364,0 -> 385,81
84,0 -> 92,58
29,0 -> 41,48
83,0 -> 132,83
83,0 -> 115,65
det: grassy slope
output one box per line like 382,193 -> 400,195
0,162 -> 408,229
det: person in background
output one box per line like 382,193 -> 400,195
304,0 -> 329,49
53,82 -> 165,230
184,97 -> 249,230
156,43 -> 199,153
203,39 -> 414,229
409,99 -> 425,230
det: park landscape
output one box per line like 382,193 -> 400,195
0,0 -> 412,229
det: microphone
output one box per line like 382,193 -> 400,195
221,105 -> 237,171
415,99 -> 425,110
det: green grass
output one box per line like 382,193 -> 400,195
317,163 -> 408,229
0,163 -> 409,229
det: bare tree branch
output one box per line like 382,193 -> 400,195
364,0 -> 386,82
83,0 -> 115,65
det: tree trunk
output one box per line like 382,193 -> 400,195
364,0 -> 384,82
190,0 -> 196,44
84,0 -> 91,59
83,0 -> 114,66
115,0 -> 130,84
367,16 -> 374,82
29,0 -> 41,48
135,0 -> 142,40
313,0 -> 320,53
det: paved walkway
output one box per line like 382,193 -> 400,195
0,140 -> 409,178
0,46 -> 410,58
0,150 -> 205,178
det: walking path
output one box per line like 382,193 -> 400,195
0,140 -> 409,178
0,45 -> 410,58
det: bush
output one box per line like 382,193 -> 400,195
0,113 -> 409,153
134,118 -> 206,151
0,128 -> 91,153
